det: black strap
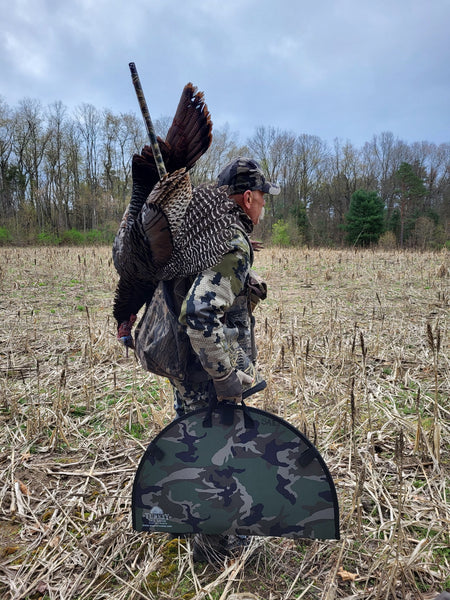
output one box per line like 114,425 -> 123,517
241,399 -> 255,429
202,381 -> 218,428
202,383 -> 255,429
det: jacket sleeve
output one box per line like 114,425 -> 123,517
179,230 -> 251,379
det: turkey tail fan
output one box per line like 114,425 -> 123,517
124,82 -> 212,202
165,83 -> 213,172
128,140 -> 171,216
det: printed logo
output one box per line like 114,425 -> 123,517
143,506 -> 171,528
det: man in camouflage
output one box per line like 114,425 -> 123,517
165,158 -> 280,561
133,156 -> 280,562
170,157 -> 280,417
129,160 -> 340,558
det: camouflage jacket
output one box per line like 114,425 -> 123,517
134,220 -> 266,384
179,226 -> 254,380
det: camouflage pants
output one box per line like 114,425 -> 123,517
170,343 -> 263,418
171,377 -> 212,418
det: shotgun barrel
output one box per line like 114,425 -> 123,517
129,62 -> 167,180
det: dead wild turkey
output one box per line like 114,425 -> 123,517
112,83 -> 250,347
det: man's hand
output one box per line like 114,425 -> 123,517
213,369 -> 253,403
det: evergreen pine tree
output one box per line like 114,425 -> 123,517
345,190 -> 385,246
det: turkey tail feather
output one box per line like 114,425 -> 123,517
165,83 -> 212,171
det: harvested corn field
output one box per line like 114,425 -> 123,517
0,246 -> 449,599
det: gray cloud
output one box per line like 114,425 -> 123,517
1,0 -> 449,147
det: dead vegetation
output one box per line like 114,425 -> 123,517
0,245 -> 448,600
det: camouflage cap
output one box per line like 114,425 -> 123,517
217,157 -> 281,196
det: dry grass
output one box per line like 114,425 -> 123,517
0,245 -> 448,600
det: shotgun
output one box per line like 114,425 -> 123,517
128,62 -> 167,180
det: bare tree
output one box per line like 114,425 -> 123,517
362,132 -> 409,219
247,126 -> 295,223
191,124 -> 242,186
74,103 -> 102,230
102,110 -> 145,222
0,98 -> 16,221
12,98 -> 51,232
64,122 -> 83,228
317,139 -> 363,243
44,101 -> 72,231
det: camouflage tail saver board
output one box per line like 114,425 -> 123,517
132,403 -> 339,540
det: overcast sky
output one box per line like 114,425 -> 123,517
1,0 -> 449,148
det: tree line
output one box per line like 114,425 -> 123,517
0,96 -> 448,248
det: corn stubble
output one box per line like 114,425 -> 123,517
0,245 -> 448,599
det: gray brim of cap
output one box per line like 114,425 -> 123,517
262,181 -> 281,195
